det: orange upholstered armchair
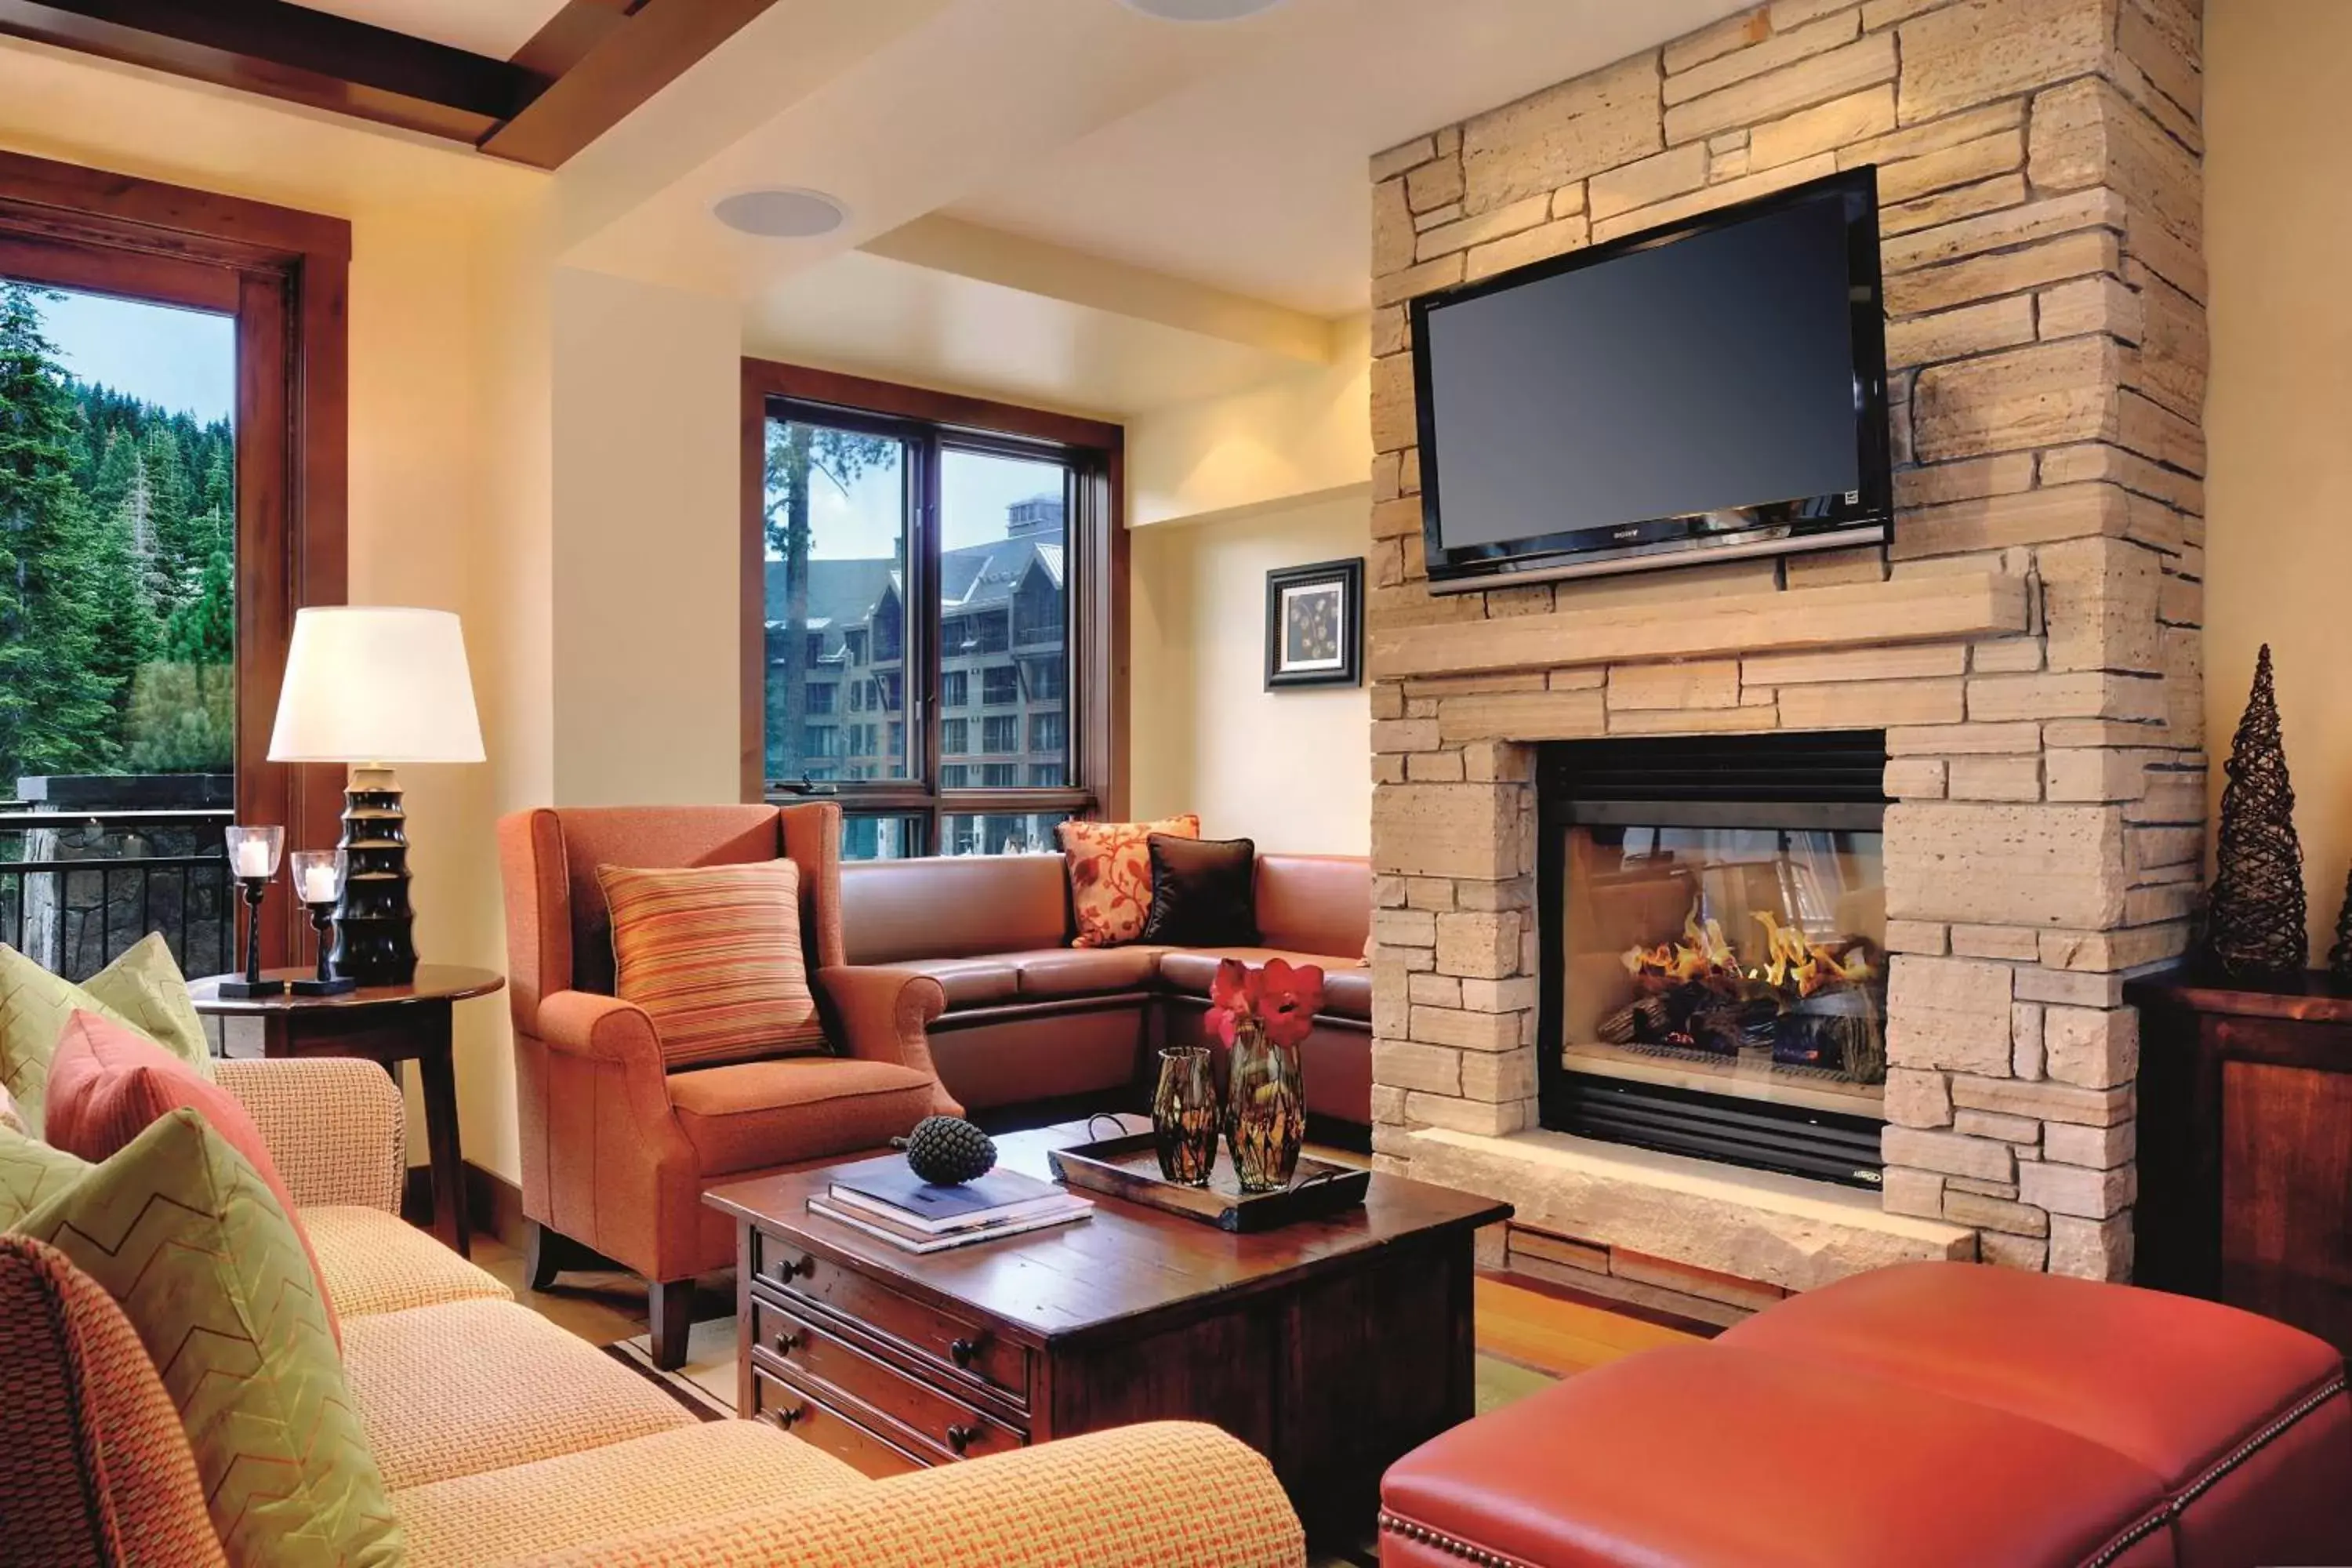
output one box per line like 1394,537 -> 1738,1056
497,802 -> 956,1367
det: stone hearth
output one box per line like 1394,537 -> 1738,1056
1365,0 -> 2207,1288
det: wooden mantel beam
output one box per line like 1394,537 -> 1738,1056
1368,573 -> 2034,682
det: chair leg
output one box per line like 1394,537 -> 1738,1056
524,1221 -> 564,1292
648,1277 -> 695,1371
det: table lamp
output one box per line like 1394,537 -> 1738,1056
267,607 -> 485,985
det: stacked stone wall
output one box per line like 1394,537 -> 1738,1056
1367,0 -> 2206,1280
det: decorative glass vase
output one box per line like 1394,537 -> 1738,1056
1151,1046 -> 1219,1186
1224,1019 -> 1305,1192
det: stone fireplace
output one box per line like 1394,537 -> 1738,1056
1541,731 -> 1892,1190
1365,0 -> 2207,1305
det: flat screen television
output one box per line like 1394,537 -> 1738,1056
1410,165 -> 1890,590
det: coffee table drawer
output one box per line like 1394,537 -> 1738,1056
750,1229 -> 1030,1405
753,1296 -> 1025,1465
751,1363 -> 927,1479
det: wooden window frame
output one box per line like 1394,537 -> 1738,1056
739,359 -> 1127,844
0,148 -> 350,967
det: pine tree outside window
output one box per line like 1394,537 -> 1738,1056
0,154 -> 347,983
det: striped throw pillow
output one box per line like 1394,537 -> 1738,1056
598,861 -> 829,1069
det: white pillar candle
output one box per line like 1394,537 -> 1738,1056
234,840 -> 270,879
300,865 -> 339,903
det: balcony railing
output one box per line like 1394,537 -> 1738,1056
0,808 -> 236,983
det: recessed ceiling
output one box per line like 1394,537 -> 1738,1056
947,0 -> 1752,317
746,249 -> 1304,417
286,0 -> 568,60
554,0 -> 1753,412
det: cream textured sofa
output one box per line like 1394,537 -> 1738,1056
5,1055 -> 1307,1567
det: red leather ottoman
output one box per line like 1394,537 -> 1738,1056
1380,1262 -> 2352,1568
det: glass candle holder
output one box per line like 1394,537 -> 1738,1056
289,849 -> 354,996
224,824 -> 284,883
219,826 -> 285,997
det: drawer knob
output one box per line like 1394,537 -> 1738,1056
773,1330 -> 803,1356
945,1422 -> 979,1455
766,1403 -> 806,1430
948,1336 -> 982,1368
772,1254 -> 815,1283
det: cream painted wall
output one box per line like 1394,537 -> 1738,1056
0,39 -> 558,1179
549,267 -> 743,808
2205,0 -> 2352,964
1130,492 -> 1370,855
1127,317 -> 1374,528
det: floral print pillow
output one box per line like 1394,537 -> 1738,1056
1058,815 -> 1202,948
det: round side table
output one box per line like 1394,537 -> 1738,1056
190,964 -> 504,1258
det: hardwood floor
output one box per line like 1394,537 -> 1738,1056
1472,1272 -> 1700,1376
479,1230 -> 1701,1380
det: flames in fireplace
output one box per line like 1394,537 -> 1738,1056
1621,907 -> 1875,997
1602,900 -> 1885,1083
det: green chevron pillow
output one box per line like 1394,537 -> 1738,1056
0,1121 -> 87,1229
0,939 -> 211,1139
81,932 -> 215,1074
15,1109 -> 403,1566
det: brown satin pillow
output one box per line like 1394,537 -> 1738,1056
1141,834 -> 1260,947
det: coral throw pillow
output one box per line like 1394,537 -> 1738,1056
599,860 -> 829,1068
43,1009 -> 339,1346
0,942 -> 193,1141
1058,815 -> 1202,948
17,1110 -> 403,1566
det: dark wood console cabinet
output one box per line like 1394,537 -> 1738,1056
2129,967 -> 2352,1353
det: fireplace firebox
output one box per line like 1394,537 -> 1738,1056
1537,731 -> 1890,1189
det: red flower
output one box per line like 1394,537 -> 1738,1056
1258,958 -> 1326,1049
1207,958 -> 1261,1048
1206,957 -> 1324,1049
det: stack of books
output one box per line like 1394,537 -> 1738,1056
809,1156 -> 1092,1254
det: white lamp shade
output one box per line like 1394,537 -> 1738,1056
267,607 -> 486,764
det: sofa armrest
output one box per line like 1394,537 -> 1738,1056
508,1421 -> 1304,1568
815,965 -> 960,1117
537,990 -> 664,1067
215,1057 -> 405,1214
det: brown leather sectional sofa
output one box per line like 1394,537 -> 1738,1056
837,851 -> 1373,1135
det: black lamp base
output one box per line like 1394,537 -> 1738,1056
217,977 -> 287,998
290,975 -> 357,996
331,764 -> 417,986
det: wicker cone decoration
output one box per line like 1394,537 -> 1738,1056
2206,645 -> 2307,978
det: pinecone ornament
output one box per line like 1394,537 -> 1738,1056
895,1116 -> 997,1186
2206,645 -> 2308,978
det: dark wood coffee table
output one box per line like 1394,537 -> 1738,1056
703,1118 -> 1509,1542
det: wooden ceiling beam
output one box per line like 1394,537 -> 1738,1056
506,0 -> 636,81
481,0 -> 779,169
0,0 -> 538,146
0,0 -> 781,169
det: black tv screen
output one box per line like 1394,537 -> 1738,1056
1412,166 -> 1889,590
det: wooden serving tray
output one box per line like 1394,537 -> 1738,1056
1047,1131 -> 1369,1233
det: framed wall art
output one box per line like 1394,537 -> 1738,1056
1264,557 -> 1363,690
